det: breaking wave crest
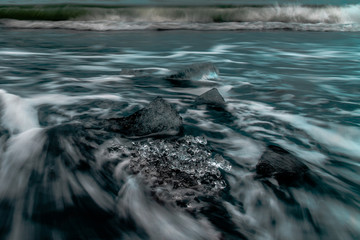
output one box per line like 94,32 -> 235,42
0,4 -> 359,31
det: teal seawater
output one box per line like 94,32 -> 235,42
0,28 -> 359,239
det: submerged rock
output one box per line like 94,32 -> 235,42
256,145 -> 309,185
166,63 -> 219,81
195,88 -> 226,108
105,97 -> 183,137
120,68 -> 157,77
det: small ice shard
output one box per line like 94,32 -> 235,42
256,145 -> 309,185
166,63 -> 219,81
105,97 -> 183,137
195,88 -> 226,108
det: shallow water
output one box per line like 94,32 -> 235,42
0,28 -> 359,240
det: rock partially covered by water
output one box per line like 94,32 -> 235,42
120,68 -> 157,77
195,88 -> 226,108
105,97 -> 183,137
256,145 -> 309,185
166,63 -> 219,81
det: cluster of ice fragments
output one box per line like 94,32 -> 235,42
106,135 -> 231,204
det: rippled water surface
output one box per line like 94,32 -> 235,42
0,29 -> 359,240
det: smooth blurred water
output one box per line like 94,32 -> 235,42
0,29 -> 359,240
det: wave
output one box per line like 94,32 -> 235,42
0,4 -> 359,31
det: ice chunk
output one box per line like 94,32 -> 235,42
104,135 -> 231,204
128,136 -> 231,202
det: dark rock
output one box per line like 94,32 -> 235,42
120,68 -> 157,76
195,88 -> 226,108
166,62 -> 219,81
105,97 -> 183,137
256,145 -> 309,185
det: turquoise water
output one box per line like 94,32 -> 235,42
0,3 -> 359,240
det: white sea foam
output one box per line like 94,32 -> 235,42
117,177 -> 220,240
0,49 -> 50,56
235,100 -> 360,160
275,114 -> 360,159
0,128 -> 44,198
71,65 -> 120,72
70,5 -> 360,25
0,89 -> 39,134
0,90 -> 124,131
1,5 -> 359,32
2,20 -> 359,32
27,93 -> 123,106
